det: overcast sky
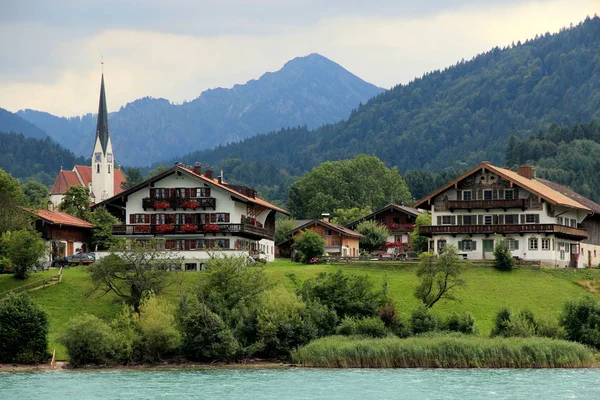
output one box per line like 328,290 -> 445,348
1,0 -> 597,116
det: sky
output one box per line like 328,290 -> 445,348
1,0 -> 598,117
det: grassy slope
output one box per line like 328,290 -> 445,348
1,260 -> 599,360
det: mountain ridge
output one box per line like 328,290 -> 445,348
16,53 -> 384,166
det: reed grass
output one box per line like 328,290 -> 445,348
292,334 -> 596,368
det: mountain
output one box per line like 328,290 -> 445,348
0,107 -> 48,139
0,131 -> 87,187
169,16 -> 600,201
17,53 -> 384,166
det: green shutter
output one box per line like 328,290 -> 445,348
472,240 -> 477,250
458,241 -> 464,251
457,215 -> 463,225
437,216 -> 442,225
514,240 -> 519,250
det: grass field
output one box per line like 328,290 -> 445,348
1,259 -> 600,360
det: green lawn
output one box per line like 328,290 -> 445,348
2,259 -> 599,360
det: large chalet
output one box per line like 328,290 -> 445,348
414,162 -> 600,268
94,164 -> 290,268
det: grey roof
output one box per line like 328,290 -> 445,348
346,203 -> 424,228
538,179 -> 600,215
95,74 -> 110,155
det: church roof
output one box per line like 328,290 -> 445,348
50,170 -> 82,195
50,165 -> 126,196
96,74 -> 110,155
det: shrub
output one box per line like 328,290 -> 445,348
336,317 -> 389,338
0,293 -> 49,363
1,229 -> 46,279
136,296 -> 181,361
59,314 -> 117,366
490,307 -> 512,337
110,306 -> 142,363
297,269 -> 382,319
336,317 -> 358,336
410,304 -> 439,334
442,312 -> 477,335
178,296 -> 239,361
378,302 -> 410,337
0,256 -> 12,274
491,308 -> 562,339
560,296 -> 600,349
493,238 -> 515,271
293,230 -> 325,263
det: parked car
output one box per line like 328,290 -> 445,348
52,253 -> 96,267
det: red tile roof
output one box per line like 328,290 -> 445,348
35,210 -> 94,228
50,170 -> 82,195
50,165 -> 127,196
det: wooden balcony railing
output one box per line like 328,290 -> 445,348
112,223 -> 272,239
419,224 -> 588,239
142,197 -> 216,210
324,237 -> 342,247
446,199 -> 526,210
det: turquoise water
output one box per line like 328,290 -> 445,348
1,368 -> 600,399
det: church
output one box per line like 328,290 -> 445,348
50,74 -> 126,207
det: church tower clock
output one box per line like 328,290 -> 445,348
91,74 -> 115,203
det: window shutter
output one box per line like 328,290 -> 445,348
129,214 -> 135,224
514,188 -> 519,198
206,188 -> 211,197
456,190 -> 462,200
492,190 -> 498,200
534,214 -> 540,223
520,214 -> 525,224
170,188 -> 177,198
208,239 -> 214,248
499,189 -> 504,198
477,189 -> 483,200
514,240 -> 519,250
472,240 -> 477,250
145,214 -> 150,223
167,214 -> 175,224
210,214 -> 216,223
498,215 -> 504,225
457,215 -> 463,225
437,216 -> 441,225
150,189 -> 156,199
165,240 -> 172,250
458,241 -> 464,251
493,215 -> 498,224
477,215 -> 483,225
225,213 -> 230,222
185,188 -> 190,198
224,239 -> 230,249
150,214 -> 156,224
185,240 -> 191,250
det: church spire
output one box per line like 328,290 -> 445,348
96,74 -> 110,155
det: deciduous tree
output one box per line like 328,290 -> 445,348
356,220 -> 390,253
331,206 -> 372,226
0,169 -> 31,233
293,230 -> 325,263
414,246 -> 465,308
22,181 -> 49,209
58,185 -> 91,221
1,229 -> 47,279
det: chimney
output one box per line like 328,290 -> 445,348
193,162 -> 202,175
321,213 -> 330,223
518,165 -> 535,180
205,168 -> 214,180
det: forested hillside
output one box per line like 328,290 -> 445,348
507,120 -> 600,202
172,16 -> 600,198
0,132 -> 87,186
18,54 -> 383,166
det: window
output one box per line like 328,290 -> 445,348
214,239 -> 230,249
463,191 -> 472,201
394,235 -> 404,242
541,238 -> 550,251
393,217 -> 400,224
507,239 -> 519,250
195,239 -> 209,249
324,229 -> 332,236
441,216 -> 455,225
505,214 -> 518,224
528,238 -> 538,250
175,239 -> 185,250
462,240 -> 476,251
108,165 -> 111,174
194,188 -> 210,198
96,164 -> 100,173
215,213 -> 229,223
463,215 -> 474,225
175,214 -> 186,225
557,216 -> 564,225
484,215 -> 492,225
176,188 -> 186,198
570,219 -> 577,227
525,214 -> 537,223
155,214 -> 166,225
483,190 -> 493,200
155,188 -> 167,199
438,240 -> 447,251
185,263 -> 197,271
504,190 -> 514,200
134,214 -> 147,224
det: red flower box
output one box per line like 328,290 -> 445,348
385,241 -> 405,248
153,200 -> 170,210
182,200 -> 200,209
203,224 -> 220,232
387,223 -> 400,230
134,225 -> 151,233
180,224 -> 198,233
404,224 -> 416,230
156,224 -> 175,233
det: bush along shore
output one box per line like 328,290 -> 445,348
292,334 -> 597,368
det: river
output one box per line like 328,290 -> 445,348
1,368 -> 599,399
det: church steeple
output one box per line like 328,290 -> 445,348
96,74 -> 110,155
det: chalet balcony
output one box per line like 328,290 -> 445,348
324,237 -> 342,247
419,224 -> 588,240
142,197 -> 216,210
385,223 -> 415,232
112,223 -> 272,240
445,199 -> 526,211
